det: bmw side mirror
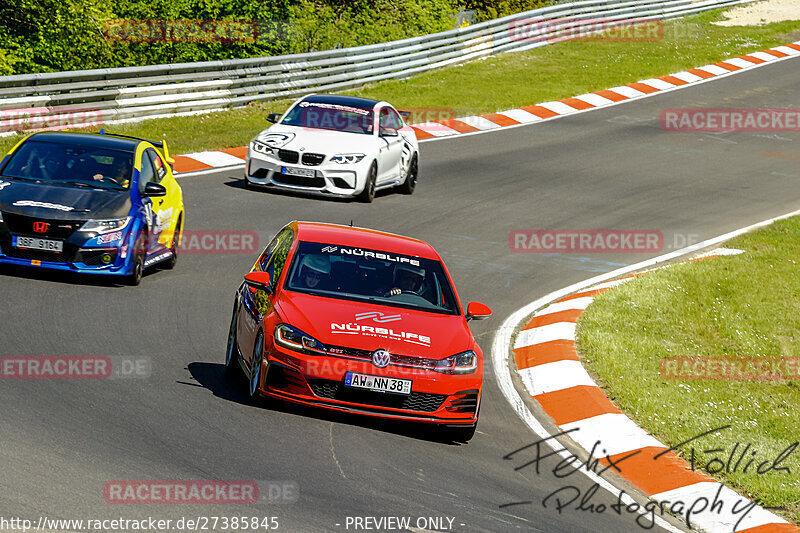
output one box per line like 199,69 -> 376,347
244,271 -> 272,292
142,182 -> 166,197
380,128 -> 399,137
466,301 -> 492,321
266,113 -> 281,124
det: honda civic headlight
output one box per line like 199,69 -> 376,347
274,324 -> 327,355
79,217 -> 131,234
330,153 -> 366,164
434,350 -> 478,374
251,141 -> 274,155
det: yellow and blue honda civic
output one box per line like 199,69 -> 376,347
0,131 -> 184,285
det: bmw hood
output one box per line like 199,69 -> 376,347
0,179 -> 131,221
256,125 -> 382,157
276,292 -> 472,358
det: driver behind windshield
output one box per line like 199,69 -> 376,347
386,264 -> 425,297
93,157 -> 132,188
297,254 -> 331,290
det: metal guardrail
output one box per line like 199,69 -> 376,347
0,0 -> 754,134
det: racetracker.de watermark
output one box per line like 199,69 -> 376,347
103,19 -> 258,43
1,356 -> 150,379
104,480 -> 298,504
661,357 -> 800,381
509,230 -> 663,253
174,230 -> 259,254
508,17 -> 663,43
661,108 -> 800,132
1,108 -> 102,133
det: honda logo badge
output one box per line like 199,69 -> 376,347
372,349 -> 391,369
32,221 -> 49,234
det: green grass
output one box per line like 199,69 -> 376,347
576,217 -> 800,525
2,9 -> 800,155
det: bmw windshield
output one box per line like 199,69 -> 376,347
1,140 -> 133,191
286,241 -> 460,315
280,101 -> 374,135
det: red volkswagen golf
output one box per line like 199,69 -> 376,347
225,221 -> 491,441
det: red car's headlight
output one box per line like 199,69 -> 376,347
274,324 -> 327,356
434,350 -> 477,374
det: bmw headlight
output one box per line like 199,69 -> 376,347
275,324 -> 327,355
434,350 -> 478,374
330,153 -> 366,164
79,217 -> 131,234
251,141 -> 274,155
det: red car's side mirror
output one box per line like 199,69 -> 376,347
244,271 -> 271,292
466,301 -> 492,321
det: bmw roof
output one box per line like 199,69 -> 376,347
300,94 -> 381,111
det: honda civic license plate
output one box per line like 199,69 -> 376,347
344,372 -> 411,395
12,236 -> 63,252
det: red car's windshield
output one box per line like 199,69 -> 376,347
285,241 -> 460,315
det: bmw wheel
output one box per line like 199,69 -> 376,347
357,162 -> 377,203
397,153 -> 418,195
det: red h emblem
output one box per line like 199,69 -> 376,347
32,221 -> 49,234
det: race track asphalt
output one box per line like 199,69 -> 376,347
1,54 -> 798,533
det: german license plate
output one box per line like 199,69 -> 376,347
12,236 -> 63,252
345,372 -> 411,395
282,166 -> 315,178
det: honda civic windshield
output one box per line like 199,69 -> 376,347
2,140 -> 133,191
286,241 -> 460,315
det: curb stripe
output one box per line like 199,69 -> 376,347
520,105 -> 560,119
593,89 -> 628,102
533,385 -> 622,425
626,82 -> 660,94
560,97 -> 595,110
513,339 -> 580,369
481,113 -> 521,127
521,308 -> 583,329
600,446 -> 715,495
436,119 -> 480,133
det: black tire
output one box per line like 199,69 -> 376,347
248,331 -> 265,401
357,162 -> 377,203
126,233 -> 146,286
397,153 -> 418,195
163,214 -> 182,270
224,302 -> 240,376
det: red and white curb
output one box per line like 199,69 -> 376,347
171,41 -> 800,174
493,211 -> 800,533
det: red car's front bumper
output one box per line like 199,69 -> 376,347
257,347 -> 481,426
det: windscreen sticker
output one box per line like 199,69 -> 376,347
13,200 -> 73,212
321,246 -> 420,267
298,101 -> 370,115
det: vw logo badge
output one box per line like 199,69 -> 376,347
372,349 -> 391,369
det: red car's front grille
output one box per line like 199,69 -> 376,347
325,345 -> 437,370
308,379 -> 447,412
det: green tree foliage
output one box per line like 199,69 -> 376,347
0,0 -> 553,75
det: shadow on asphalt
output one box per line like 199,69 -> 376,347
186,361 -> 467,446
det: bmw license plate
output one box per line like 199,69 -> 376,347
12,236 -> 63,252
345,372 -> 411,395
282,166 -> 315,178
